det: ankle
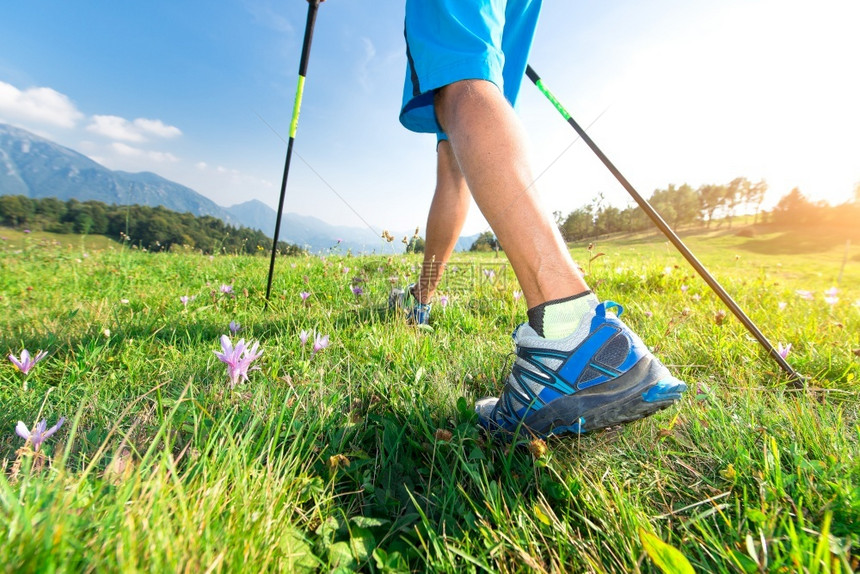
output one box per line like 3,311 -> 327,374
527,291 -> 599,339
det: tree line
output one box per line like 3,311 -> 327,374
555,177 -> 859,242
470,179 -> 859,249
0,195 -> 305,255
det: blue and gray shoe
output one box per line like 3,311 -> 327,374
388,284 -> 432,325
475,301 -> 686,436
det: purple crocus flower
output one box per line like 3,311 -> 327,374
9,349 -> 48,375
220,284 -> 233,294
229,321 -> 241,335
299,329 -> 310,345
352,286 -> 363,296
777,342 -> 792,359
300,291 -> 311,301
513,290 -> 522,302
313,333 -> 330,355
439,295 -> 449,309
795,289 -> 813,301
180,295 -> 190,307
16,417 -> 65,451
213,335 -> 263,388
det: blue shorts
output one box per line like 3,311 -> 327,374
400,0 -> 543,139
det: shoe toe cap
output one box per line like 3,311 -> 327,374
474,397 -> 499,422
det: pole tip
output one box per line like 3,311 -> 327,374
786,372 -> 807,390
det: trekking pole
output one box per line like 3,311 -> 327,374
265,0 -> 323,308
526,65 -> 804,386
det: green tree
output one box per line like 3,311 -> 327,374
82,201 -> 109,234
36,197 -> 68,221
725,177 -> 750,228
0,195 -> 34,226
772,187 -> 814,225
559,207 -> 593,242
594,205 -> 623,237
624,204 -> 652,233
649,187 -> 679,229
748,179 -> 768,224
73,212 -> 94,234
470,231 -> 499,252
673,184 -> 700,227
698,184 -> 725,228
406,236 -> 425,254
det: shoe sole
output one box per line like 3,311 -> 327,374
512,355 -> 685,436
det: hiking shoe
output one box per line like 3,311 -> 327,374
475,301 -> 686,436
388,284 -> 432,325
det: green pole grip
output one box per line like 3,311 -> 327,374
534,78 -> 571,121
289,75 -> 306,139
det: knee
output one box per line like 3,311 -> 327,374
434,79 -> 496,133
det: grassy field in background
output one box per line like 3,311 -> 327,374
1,225 -> 858,573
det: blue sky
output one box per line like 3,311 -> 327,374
1,0 -> 858,236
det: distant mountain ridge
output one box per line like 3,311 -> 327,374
0,123 -> 481,253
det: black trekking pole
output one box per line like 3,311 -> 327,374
526,65 -> 804,386
265,0 -> 323,308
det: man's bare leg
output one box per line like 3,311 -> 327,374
412,141 -> 470,304
434,79 -> 588,310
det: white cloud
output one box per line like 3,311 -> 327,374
111,142 -> 178,163
133,118 -> 181,139
89,115 -> 145,142
0,81 -> 84,128
148,150 -> 179,163
356,37 -> 377,92
111,142 -> 141,157
243,0 -> 295,34
87,115 -> 182,142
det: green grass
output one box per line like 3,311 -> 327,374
0,227 -> 121,251
1,228 -> 858,573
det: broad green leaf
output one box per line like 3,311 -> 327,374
639,528 -> 695,574
328,541 -> 356,570
350,516 -> 389,529
349,526 -> 376,562
279,528 -> 319,574
533,503 -> 551,526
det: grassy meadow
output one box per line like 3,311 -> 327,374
1,225 -> 858,573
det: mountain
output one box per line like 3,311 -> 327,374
0,123 -> 240,223
455,233 -> 482,252
224,200 -> 484,253
0,123 -> 481,253
224,199 -> 276,234
227,201 -> 398,254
